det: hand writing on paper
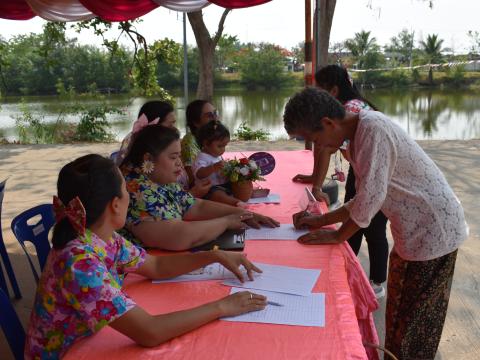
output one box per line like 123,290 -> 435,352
292,211 -> 326,229
297,229 -> 340,245
244,212 -> 280,229
218,291 -> 267,317
311,188 -> 330,205
215,251 -> 262,282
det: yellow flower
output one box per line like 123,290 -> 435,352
43,293 -> 55,312
45,331 -> 64,351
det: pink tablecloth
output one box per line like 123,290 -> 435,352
66,150 -> 378,360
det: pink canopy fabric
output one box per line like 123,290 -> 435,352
0,0 -> 35,20
209,0 -> 271,8
25,0 -> 94,22
0,0 -> 272,20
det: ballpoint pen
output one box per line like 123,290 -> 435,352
267,301 -> 284,307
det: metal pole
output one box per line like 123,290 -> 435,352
183,12 -> 189,130
304,0 -> 313,87
304,0 -> 313,150
314,0 -> 321,72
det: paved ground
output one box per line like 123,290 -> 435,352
0,139 -> 479,360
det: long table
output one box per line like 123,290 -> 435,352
65,151 -> 376,360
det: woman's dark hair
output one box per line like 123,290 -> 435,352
121,124 -> 180,168
314,65 -> 378,111
283,87 -> 345,135
52,154 -> 123,249
186,99 -> 209,134
195,120 -> 230,148
137,100 -> 174,124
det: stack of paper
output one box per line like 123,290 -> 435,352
152,263 -> 238,283
223,288 -> 325,327
245,224 -> 309,240
222,263 -> 325,328
247,193 -> 281,204
223,262 -> 320,296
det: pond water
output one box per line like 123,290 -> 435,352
1,88 -> 479,141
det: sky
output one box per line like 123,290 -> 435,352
0,0 -> 478,53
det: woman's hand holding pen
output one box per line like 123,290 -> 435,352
292,210 -> 327,229
217,291 -> 267,317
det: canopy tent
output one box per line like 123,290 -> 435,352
0,0 -> 272,21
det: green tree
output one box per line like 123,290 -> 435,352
291,41 -> 305,68
385,29 -> 415,65
215,34 -> 241,72
238,43 -> 293,90
188,9 -> 231,101
344,30 -> 383,69
420,33 -> 444,84
467,30 -> 480,56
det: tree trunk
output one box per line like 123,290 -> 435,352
428,66 -> 433,85
317,0 -> 337,68
188,9 -> 230,102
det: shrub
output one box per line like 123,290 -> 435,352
234,122 -> 270,141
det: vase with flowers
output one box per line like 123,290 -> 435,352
222,157 -> 264,201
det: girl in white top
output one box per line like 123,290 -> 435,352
284,87 -> 468,359
193,121 -> 242,206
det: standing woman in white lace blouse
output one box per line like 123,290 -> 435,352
284,87 -> 468,360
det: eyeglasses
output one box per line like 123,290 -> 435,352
203,110 -> 219,119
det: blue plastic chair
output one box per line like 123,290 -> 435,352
110,150 -> 120,163
0,179 -> 22,299
0,288 -> 25,360
11,204 -> 55,283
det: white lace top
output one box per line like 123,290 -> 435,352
345,110 -> 468,261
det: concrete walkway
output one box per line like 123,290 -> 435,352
0,140 -> 478,359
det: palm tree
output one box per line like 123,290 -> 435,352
345,30 -> 378,69
420,34 -> 444,84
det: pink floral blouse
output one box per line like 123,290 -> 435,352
24,230 -> 146,359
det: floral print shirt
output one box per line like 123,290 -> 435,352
122,166 -> 196,246
25,230 -> 146,360
344,98 -> 370,113
181,132 -> 201,167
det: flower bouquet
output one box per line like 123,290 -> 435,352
222,157 -> 265,201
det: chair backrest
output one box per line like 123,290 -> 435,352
0,179 -> 6,227
0,288 -> 26,360
110,150 -> 120,163
11,204 -> 55,282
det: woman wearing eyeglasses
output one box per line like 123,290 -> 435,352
181,100 -> 219,185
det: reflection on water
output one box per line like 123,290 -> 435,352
1,88 -> 479,141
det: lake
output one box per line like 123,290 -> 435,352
1,88 -> 479,141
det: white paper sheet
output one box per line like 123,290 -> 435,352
245,224 -> 309,240
223,288 -> 325,327
152,263 -> 238,283
223,262 -> 320,296
247,193 -> 281,204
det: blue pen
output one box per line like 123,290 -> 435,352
267,301 -> 284,307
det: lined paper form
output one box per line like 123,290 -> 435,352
223,288 -> 325,327
152,263 -> 238,283
247,193 -> 281,204
245,224 -> 309,240
223,262 -> 320,296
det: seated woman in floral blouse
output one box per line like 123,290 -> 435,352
25,154 -> 266,359
120,125 -> 279,251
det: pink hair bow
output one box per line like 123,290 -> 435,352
132,113 -> 160,134
53,196 -> 87,235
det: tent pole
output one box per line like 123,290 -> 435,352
183,12 -> 189,131
304,0 -> 313,150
